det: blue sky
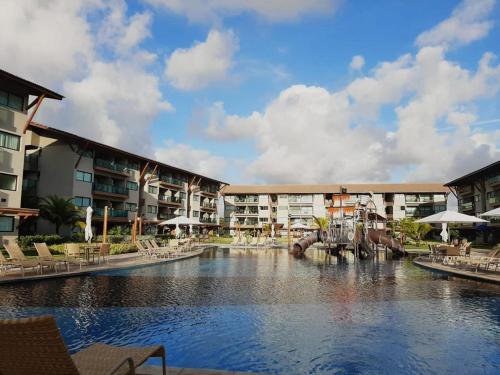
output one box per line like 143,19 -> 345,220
1,0 -> 499,184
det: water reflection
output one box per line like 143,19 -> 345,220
0,248 -> 499,374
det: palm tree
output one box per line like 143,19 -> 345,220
313,216 -> 329,230
39,195 -> 81,235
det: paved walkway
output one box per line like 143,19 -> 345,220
0,246 -> 214,284
413,256 -> 500,284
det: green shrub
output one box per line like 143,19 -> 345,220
47,242 -> 137,256
18,235 -> 64,250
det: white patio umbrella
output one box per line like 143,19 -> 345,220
84,206 -> 93,243
480,207 -> 500,217
159,216 -> 202,239
271,224 -> 275,238
416,210 -> 488,242
291,222 -> 308,229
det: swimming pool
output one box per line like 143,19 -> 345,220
1,247 -> 499,374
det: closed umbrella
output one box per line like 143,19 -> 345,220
271,224 -> 275,239
84,206 -> 93,243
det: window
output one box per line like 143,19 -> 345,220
259,206 -> 268,210
180,192 -> 186,199
125,202 -> 137,212
178,209 -> 186,216
0,131 -> 20,151
147,205 -> 158,214
259,218 -> 268,222
127,181 -> 138,191
193,195 -> 199,201
193,211 -> 199,217
148,185 -> 158,194
0,173 -> 17,191
76,170 -> 92,183
400,206 -> 405,211
72,197 -> 91,207
0,216 -> 14,232
0,90 -> 24,111
278,195 -> 288,199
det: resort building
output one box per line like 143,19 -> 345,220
21,124 -> 224,237
445,161 -> 500,216
0,69 -> 63,243
222,184 -> 448,232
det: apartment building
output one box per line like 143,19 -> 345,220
22,124 -> 223,236
0,70 -> 63,243
445,161 -> 500,216
222,184 -> 448,232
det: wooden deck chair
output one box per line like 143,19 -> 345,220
64,243 -> 88,269
3,243 -> 44,276
249,236 -> 258,246
0,248 -> 39,276
96,243 -> 110,264
34,243 -> 77,272
0,315 -> 166,375
135,241 -> 152,258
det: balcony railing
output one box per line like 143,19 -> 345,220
234,197 -> 258,204
93,183 -> 128,196
159,195 -> 182,204
159,176 -> 183,186
158,213 -> 177,220
94,158 -> 129,173
459,202 -> 474,211
201,186 -> 218,194
488,196 -> 500,205
488,174 -> 500,185
200,217 -> 216,224
93,208 -> 128,217
202,202 -> 217,209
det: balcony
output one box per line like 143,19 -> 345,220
158,195 -> 183,206
158,213 -> 177,220
94,158 -> 129,176
201,202 -> 217,210
93,207 -> 128,218
159,175 -> 183,186
488,196 -> 500,205
235,210 -> 258,216
459,202 -> 474,212
488,174 -> 500,186
200,217 -> 216,224
93,183 -> 128,198
234,198 -> 258,204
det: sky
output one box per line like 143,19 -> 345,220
1,0 -> 499,184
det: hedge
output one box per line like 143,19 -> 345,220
17,235 -> 65,250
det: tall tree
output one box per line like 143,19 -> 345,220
39,195 -> 81,235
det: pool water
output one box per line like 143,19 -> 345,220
1,247 -> 499,374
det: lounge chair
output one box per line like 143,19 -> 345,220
34,243 -> 81,272
236,236 -> 247,247
96,243 -> 110,264
442,246 -> 461,265
0,315 -> 166,375
135,241 -> 154,258
146,240 -> 175,258
249,236 -> 258,247
257,236 -> 266,247
4,243 -> 51,275
0,249 -> 40,276
64,243 -> 88,269
460,249 -> 499,271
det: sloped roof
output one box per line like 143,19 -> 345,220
222,183 -> 448,195
0,69 -> 63,100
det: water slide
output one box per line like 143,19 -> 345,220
364,228 -> 405,256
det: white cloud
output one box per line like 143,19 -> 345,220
165,29 -> 238,91
415,0 -> 495,49
349,55 -> 365,70
0,0 -> 95,85
198,46 -> 500,183
145,0 -> 338,23
0,0 -> 173,154
154,141 -> 228,181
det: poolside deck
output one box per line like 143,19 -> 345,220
413,256 -> 500,284
0,246 -> 214,285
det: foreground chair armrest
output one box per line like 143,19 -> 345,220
0,315 -> 167,375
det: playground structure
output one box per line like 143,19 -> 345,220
291,196 -> 405,259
